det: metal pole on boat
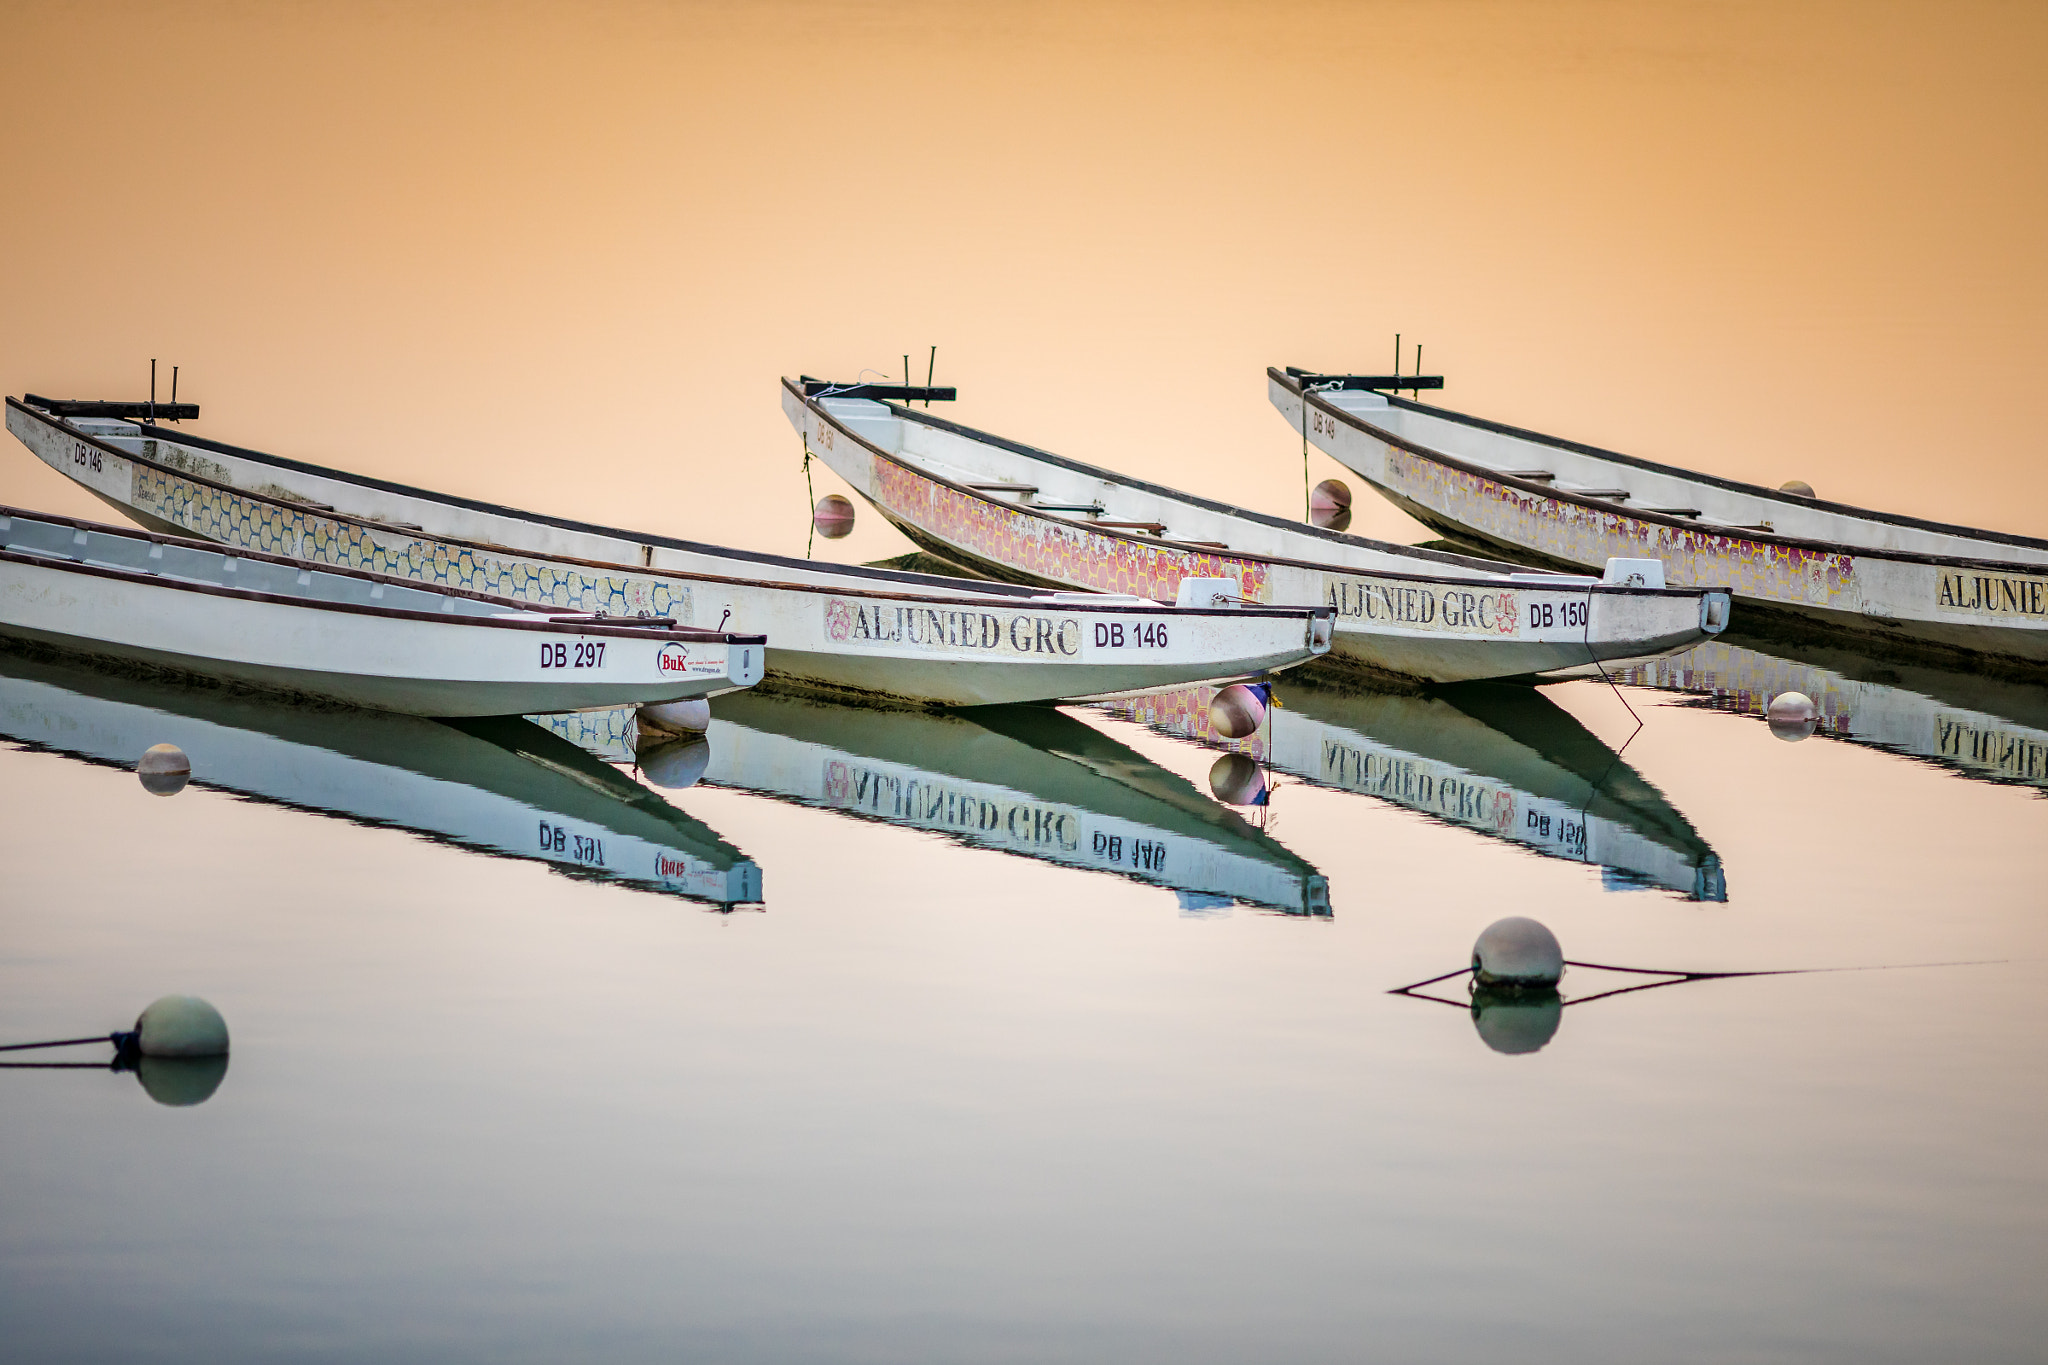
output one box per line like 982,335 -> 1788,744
149,359 -> 156,423
171,365 -> 179,420
926,346 -> 936,407
1393,334 -> 1400,385
1414,344 -> 1423,398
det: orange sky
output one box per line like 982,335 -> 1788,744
3,0 -> 2043,557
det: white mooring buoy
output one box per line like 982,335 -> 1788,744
136,743 -> 191,796
132,995 -> 229,1058
1208,753 -> 1267,806
1209,683 -> 1268,740
1309,479 -> 1353,532
813,494 -> 856,540
637,698 -> 712,738
1766,690 -> 1819,742
1779,479 -> 1816,498
1472,916 -> 1564,987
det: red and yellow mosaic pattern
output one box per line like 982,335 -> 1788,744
873,458 -> 1271,602
1384,447 -> 1856,605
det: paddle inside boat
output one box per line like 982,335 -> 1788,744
781,377 -> 1731,687
0,506 -> 765,716
6,396 -> 1334,708
1271,367 -> 2048,673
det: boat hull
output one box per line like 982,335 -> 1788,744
7,400 -> 1330,707
0,511 -> 762,716
1271,371 -> 2048,672
784,383 -> 1725,686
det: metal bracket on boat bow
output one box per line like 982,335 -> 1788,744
799,377 -> 957,402
1283,368 -> 1443,393
24,395 -> 202,421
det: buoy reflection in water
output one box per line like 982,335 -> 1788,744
129,1054 -> 230,1107
1470,985 -> 1564,1055
1208,752 -> 1268,806
638,735 -> 711,789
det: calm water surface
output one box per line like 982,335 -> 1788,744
4,3 -> 2046,1358
3,633 -> 2044,1363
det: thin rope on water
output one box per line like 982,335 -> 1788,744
1566,578 -> 1648,866
1388,956 -> 2010,1006
0,1034 -> 115,1053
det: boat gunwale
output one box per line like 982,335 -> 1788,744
0,508 -> 769,645
790,379 -> 1723,603
1271,368 -> 2048,573
7,395 -> 1050,599
9,400 -> 1321,623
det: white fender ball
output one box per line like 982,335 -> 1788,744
813,494 -> 856,539
1309,479 -> 1353,531
1780,479 -> 1816,498
637,698 -> 712,737
133,995 -> 229,1058
1472,916 -> 1564,987
1766,690 -> 1819,742
1208,753 -> 1267,806
1209,683 -> 1268,740
639,736 -> 711,790
136,743 -> 190,796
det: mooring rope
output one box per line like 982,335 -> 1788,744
0,1034 -> 116,1053
801,441 -> 817,560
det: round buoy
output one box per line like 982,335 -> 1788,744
1472,916 -> 1564,987
1209,683 -> 1269,740
136,743 -> 190,796
638,736 -> 711,790
133,995 -> 229,1058
1470,986 -> 1564,1055
1208,753 -> 1267,806
1766,690 -> 1819,742
134,1055 -> 230,1107
637,698 -> 711,737
1309,479 -> 1353,532
1780,479 -> 1816,498
813,494 -> 856,540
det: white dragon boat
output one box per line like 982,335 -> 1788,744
1271,367 -> 2048,673
0,506 -> 764,716
1107,681 -> 1725,901
781,377 -> 1730,687
536,692 -> 1331,916
0,650 -> 761,906
6,396 -> 1333,708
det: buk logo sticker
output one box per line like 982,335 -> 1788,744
657,643 -> 690,673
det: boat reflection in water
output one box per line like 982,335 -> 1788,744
1107,682 -> 1725,901
538,694 -> 1331,917
0,650 -> 762,907
1615,637 -> 2048,793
